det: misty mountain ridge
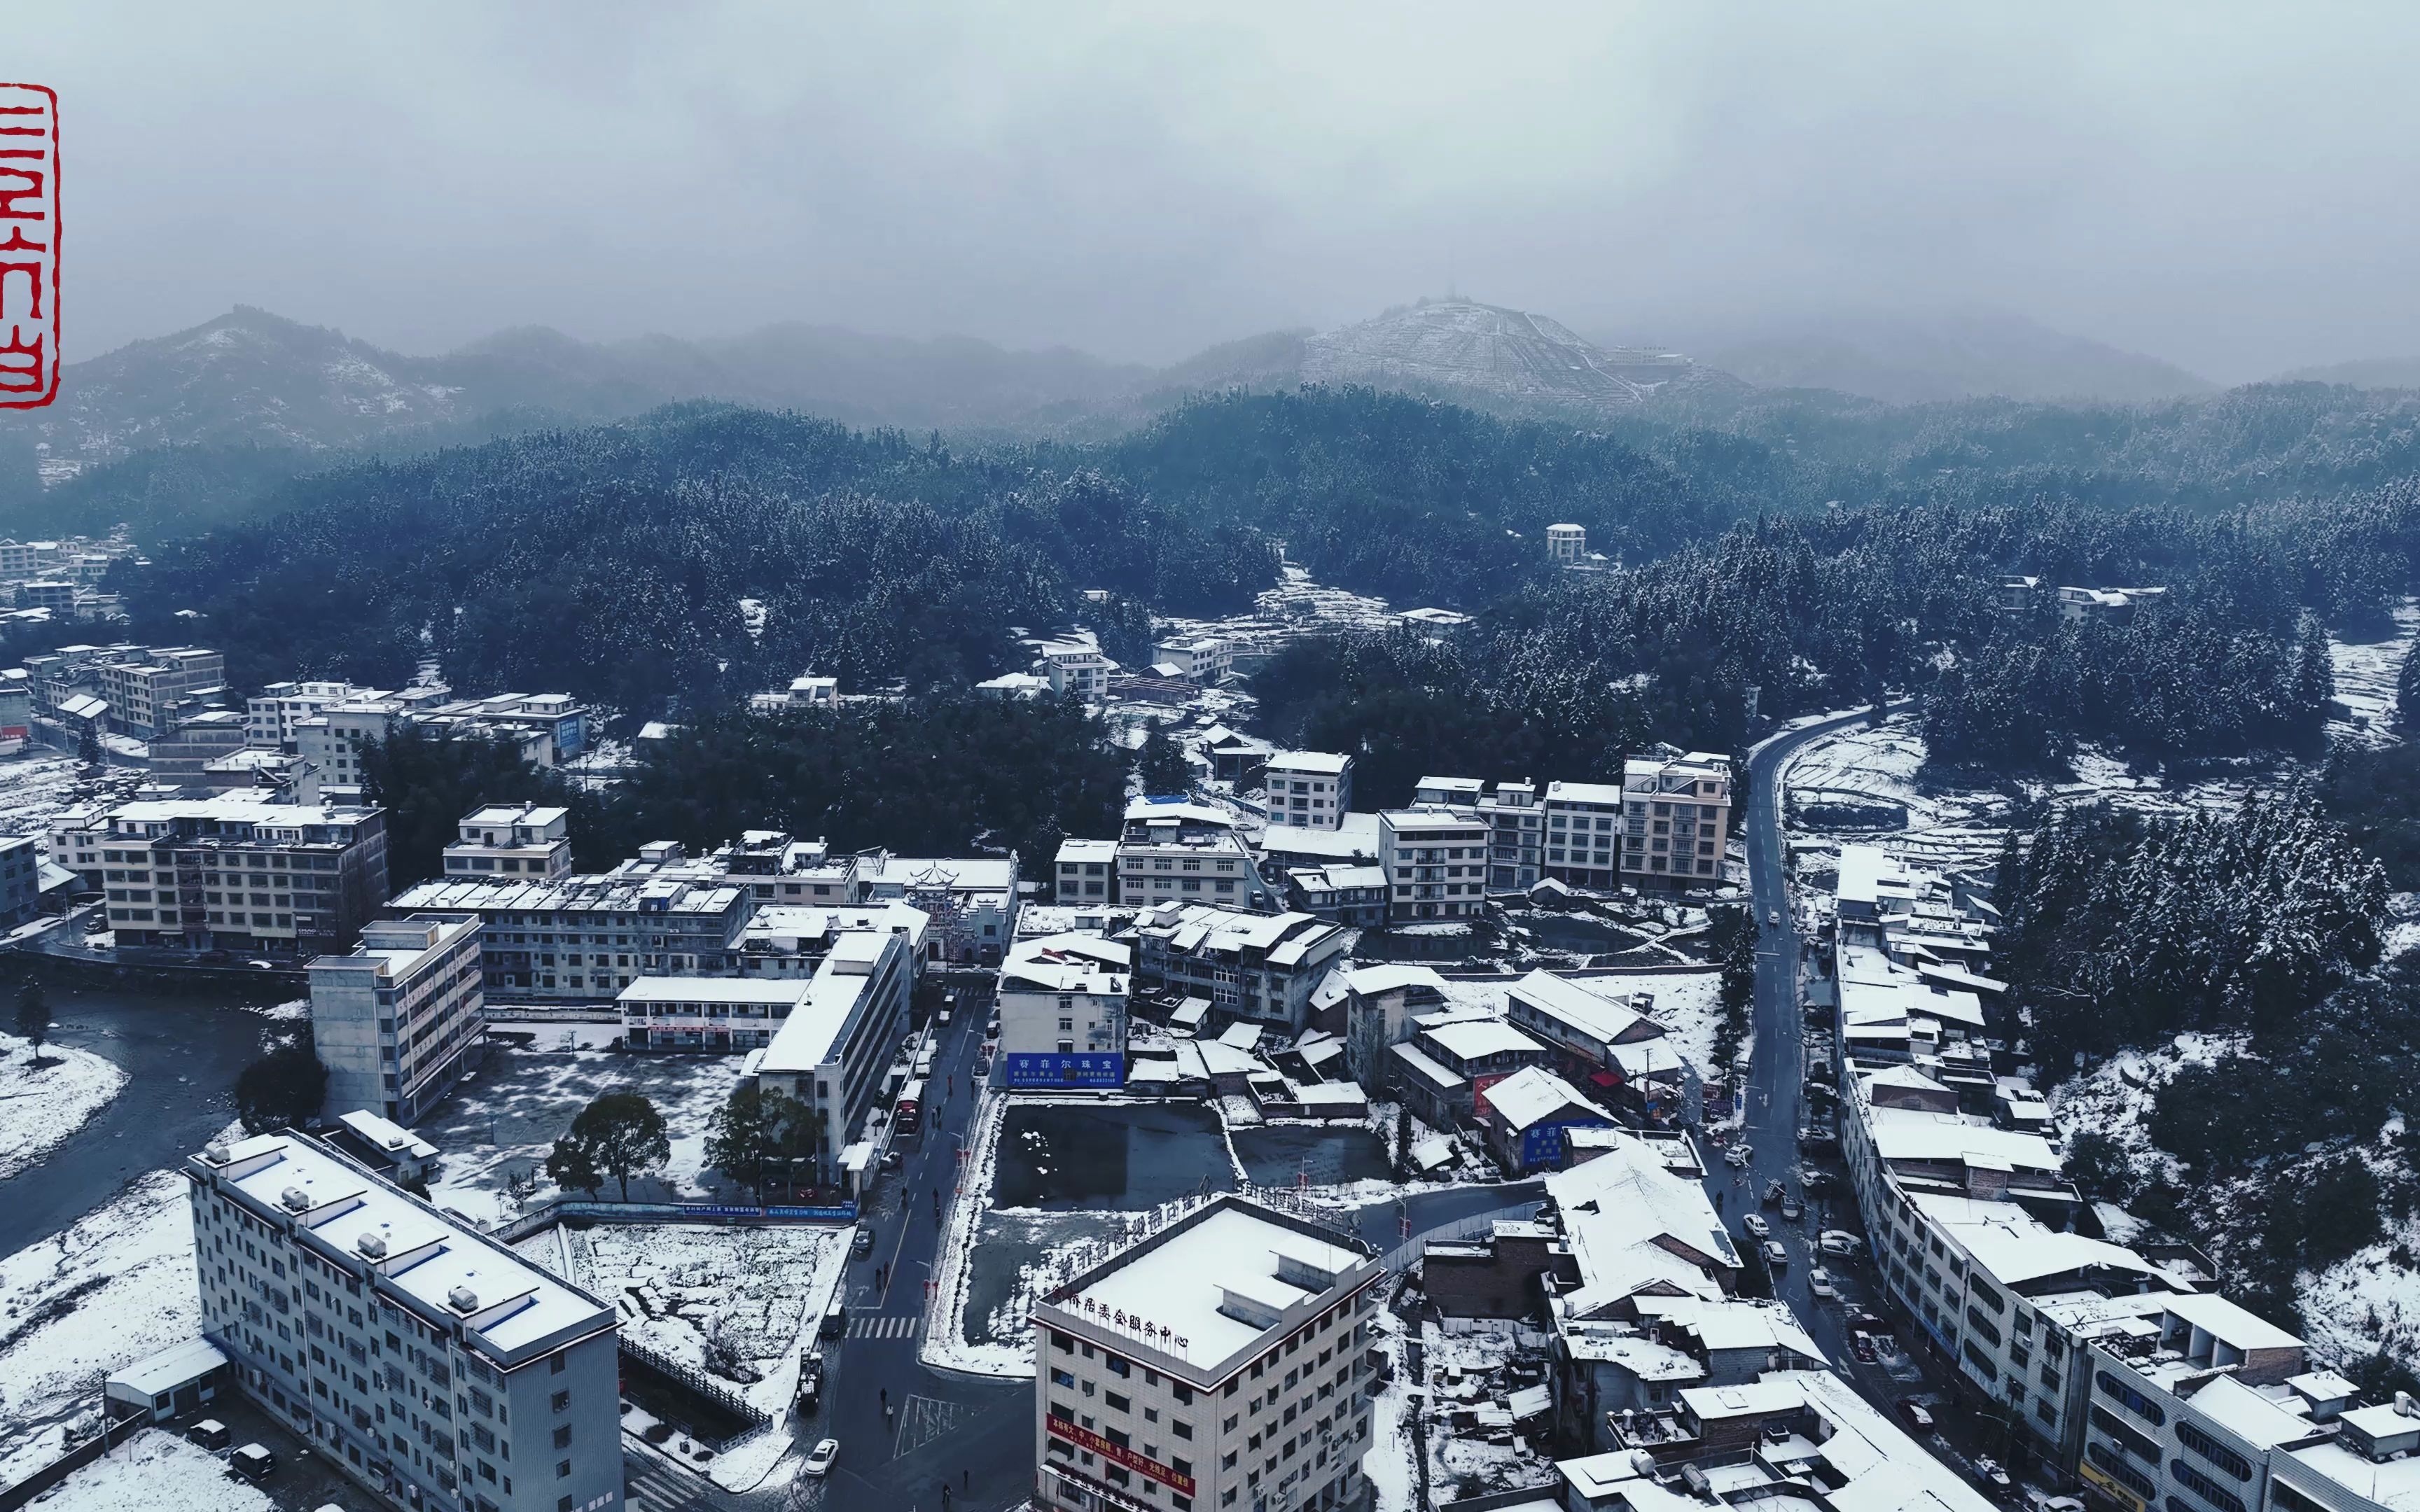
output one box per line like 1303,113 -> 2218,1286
1297,297 -> 1744,407
1676,307 -> 2216,404
2273,356 -> 2420,390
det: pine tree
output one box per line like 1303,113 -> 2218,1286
75,720 -> 100,768
1134,724 -> 1192,797
2397,643 -> 2420,733
13,979 -> 49,1063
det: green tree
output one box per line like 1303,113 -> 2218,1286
75,720 -> 100,768
2398,643 -> 2420,734
704,1082 -> 814,1201
235,1035 -> 330,1133
361,727 -> 594,888
1392,1104 -> 1412,1180
1134,723 -> 1192,797
552,1090 -> 669,1203
544,1138 -> 604,1198
13,979 -> 50,1062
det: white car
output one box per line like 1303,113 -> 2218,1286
1724,1143 -> 1752,1168
1767,909 -> 1781,927
804,1438 -> 840,1478
1742,1213 -> 1771,1239
1808,1266 -> 1837,1298
1819,1231 -> 1863,1258
1763,1240 -> 1788,1267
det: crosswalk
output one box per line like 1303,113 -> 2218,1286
848,1311 -> 925,1338
623,1449 -> 727,1512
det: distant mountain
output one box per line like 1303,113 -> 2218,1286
2273,356 -> 2420,390
1299,298 -> 1740,408
1679,309 -> 2215,405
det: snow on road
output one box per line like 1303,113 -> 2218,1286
0,1032 -> 128,1183
21,1428 -> 272,1512
0,1170 -> 202,1486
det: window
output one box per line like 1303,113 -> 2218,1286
2087,1443 -> 2158,1500
2095,1371 -> 2167,1426
550,1390 -> 570,1413
1052,1368 -> 1076,1387
1105,1392 -> 1131,1413
556,1460 -> 572,1480
2172,1461 -> 2251,1512
552,1425 -> 571,1450
2176,1424 -> 2253,1482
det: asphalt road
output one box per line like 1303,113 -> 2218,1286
1714,708 -> 1922,1393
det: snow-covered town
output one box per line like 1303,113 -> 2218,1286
13,17 -> 2420,1512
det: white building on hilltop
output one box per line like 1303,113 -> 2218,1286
1031,1194 -> 1384,1512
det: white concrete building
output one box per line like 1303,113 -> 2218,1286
1263,751 -> 1352,830
1116,799 -> 1274,912
309,913 -> 486,1126
186,1130 -> 625,1512
1378,806 -> 1491,919
1056,836 -> 1120,903
751,928 -> 915,1184
998,932 -> 1132,1089
616,974 -> 815,1054
1151,636 -> 1233,684
1043,643 -> 1119,701
247,680 -> 372,749
1031,1194 -> 1384,1512
442,803 -> 574,882
1547,523 -> 1587,562
60,794 -> 391,955
1134,902 -> 1349,1031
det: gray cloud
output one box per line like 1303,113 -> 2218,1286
17,1 -> 2420,381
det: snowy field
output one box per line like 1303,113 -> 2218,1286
2326,599 -> 2420,748
0,1170 -> 202,1486
0,1031 -> 127,1182
416,1045 -> 748,1226
1154,564 -> 1398,662
20,1429 -> 272,1512
515,1219 -> 847,1488
2047,1032 -> 2244,1193
2299,1204 -> 2420,1378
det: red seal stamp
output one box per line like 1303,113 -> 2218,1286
0,83 -> 58,410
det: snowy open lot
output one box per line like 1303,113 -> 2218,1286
0,1170 -> 202,1486
415,1045 -> 748,1226
0,1031 -> 128,1183
515,1221 -> 847,1422
20,1428 -> 272,1512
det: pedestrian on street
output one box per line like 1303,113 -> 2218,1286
964,1469 -> 970,1493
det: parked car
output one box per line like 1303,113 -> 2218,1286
804,1438 -> 840,1477
852,1226 -> 874,1256
1898,1399 -> 1935,1432
1820,1231 -> 1862,1258
187,1420 -> 231,1451
1975,1458 -> 2014,1496
1724,1144 -> 1752,1168
1851,1331 -> 1877,1364
1762,1240 -> 1788,1267
1779,1196 -> 1802,1221
1742,1213 -> 1771,1238
230,1443 -> 276,1481
1765,1179 -> 1786,1205
1807,1266 -> 1837,1298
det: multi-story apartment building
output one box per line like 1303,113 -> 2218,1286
443,804 -> 574,882
1339,963 -> 1453,1088
96,645 -> 227,738
1115,800 -> 1274,913
385,870 -> 751,1001
1412,776 -> 1550,893
185,1131 -> 625,1512
1263,752 -> 1352,830
249,680 -> 376,749
1546,523 -> 1587,562
998,932 -> 1132,1088
417,693 -> 591,764
57,794 -> 390,954
310,913 -> 486,1125
1134,902 -> 1349,1031
1056,837 -> 1119,903
1377,806 -> 1491,919
1541,780 -> 1626,888
750,929 -> 915,1187
148,708 -> 252,780
1031,1194 -> 1384,1512
0,833 -> 39,927
1043,641 -> 1118,701
1279,864 -> 1389,927
1618,752 -> 1732,887
0,667 -> 30,755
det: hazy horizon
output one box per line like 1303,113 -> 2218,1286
20,2 -> 2420,384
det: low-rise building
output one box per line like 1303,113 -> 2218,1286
1150,634 -> 1232,683
736,901 -> 929,980
1340,963 -> 1453,1087
1134,902 -> 1349,1031
856,852 -> 1020,965
1378,806 -> 1491,919
246,680 -> 376,749
0,833 -> 39,926
310,912 -> 485,1125
998,932 -> 1132,1088
1264,751 -> 1352,830
1055,836 -> 1119,904
184,1131 -> 625,1512
1041,642 -> 1118,701
1547,523 -> 1587,562
1030,1193 -> 1383,1512
95,645 -> 226,738
1281,864 -> 1390,927
1480,1065 -> 1611,1172
1503,969 -> 1676,1088
1117,798 -> 1274,912
387,868 -> 751,1000
618,974 -> 815,1053
441,803 -> 574,882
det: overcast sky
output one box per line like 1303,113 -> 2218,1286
18,2 -> 2420,382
